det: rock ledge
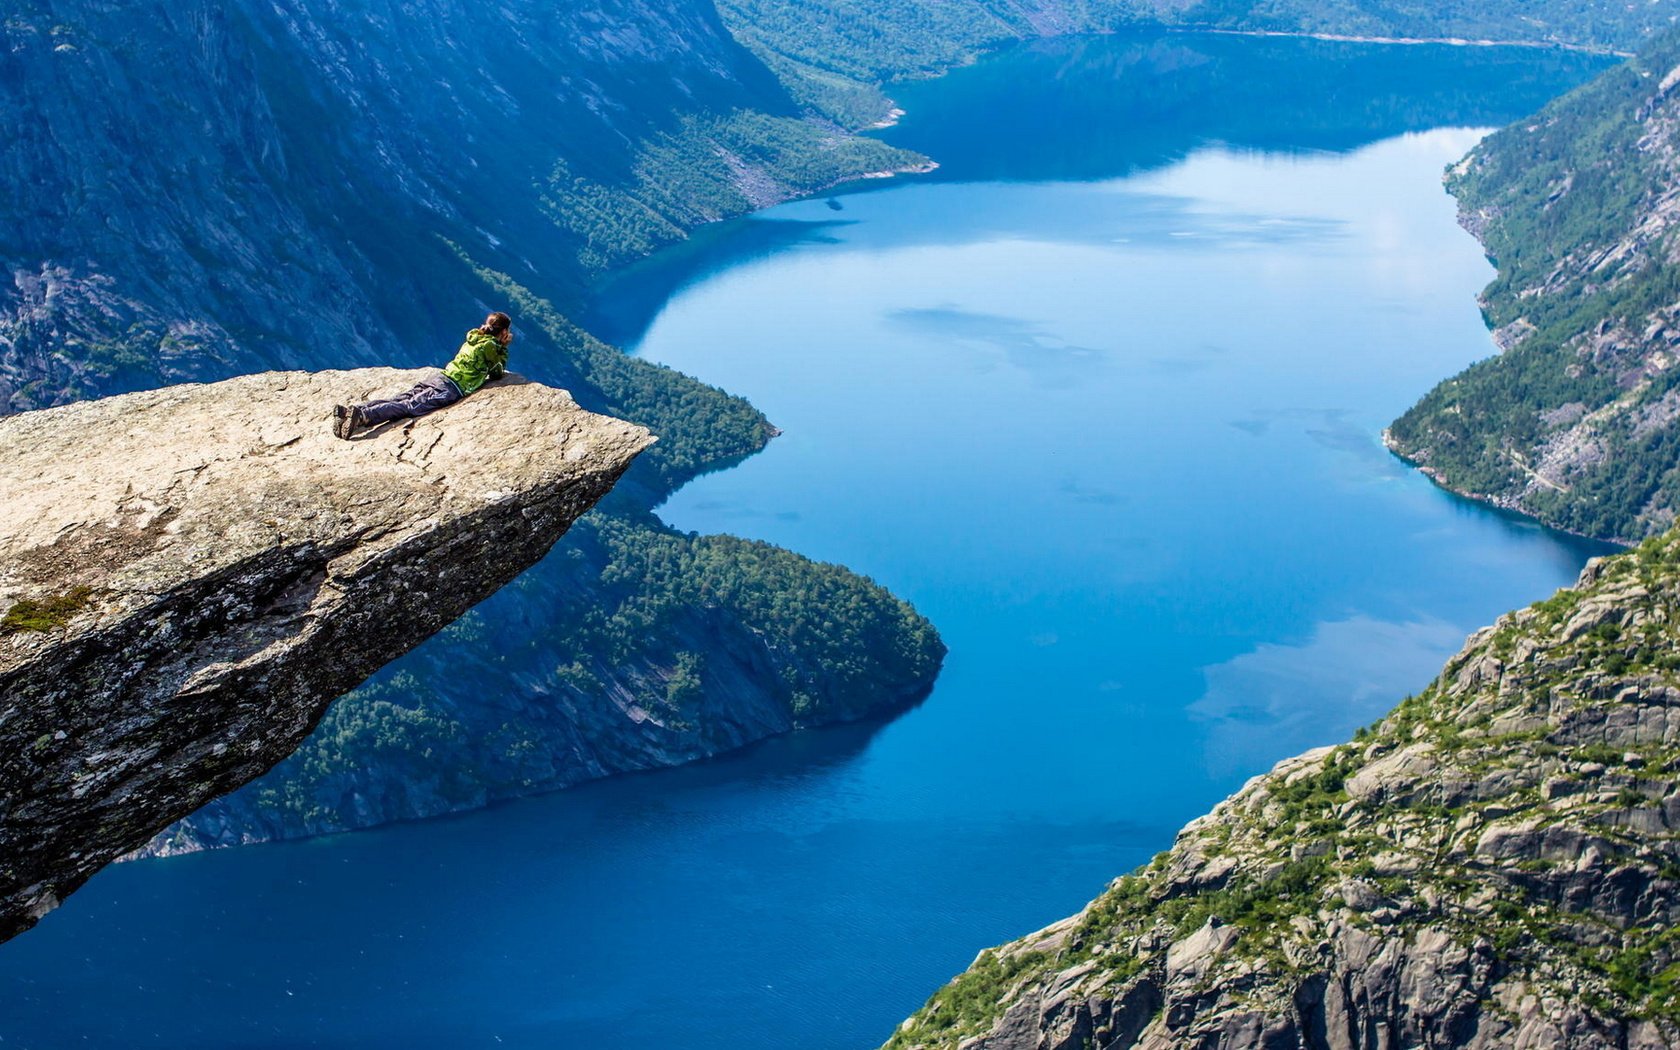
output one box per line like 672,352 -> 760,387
0,369 -> 651,941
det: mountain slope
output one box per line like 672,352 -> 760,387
0,0 -> 920,411
1388,28 -> 1680,543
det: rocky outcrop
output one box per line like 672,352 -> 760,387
884,534 -> 1680,1049
0,369 -> 650,942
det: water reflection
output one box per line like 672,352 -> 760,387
885,305 -> 1107,387
1191,615 -> 1471,770
875,31 -> 1611,184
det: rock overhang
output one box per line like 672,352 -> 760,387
0,368 -> 652,941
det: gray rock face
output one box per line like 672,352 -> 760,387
884,541 -> 1680,1049
0,369 -> 650,941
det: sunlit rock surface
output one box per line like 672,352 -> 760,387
0,369 -> 651,941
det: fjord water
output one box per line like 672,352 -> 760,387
0,33 -> 1615,1050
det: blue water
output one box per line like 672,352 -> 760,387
0,33 -> 1616,1050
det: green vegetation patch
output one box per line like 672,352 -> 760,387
881,948 -> 1052,1049
539,112 -> 926,272
1,586 -> 95,635
578,512 -> 946,718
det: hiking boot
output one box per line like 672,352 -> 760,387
332,404 -> 358,440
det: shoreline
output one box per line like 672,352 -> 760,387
1176,25 -> 1633,58
854,159 -> 939,181
866,106 -> 906,130
1380,428 -> 1635,549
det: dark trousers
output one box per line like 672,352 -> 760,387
358,373 -> 463,426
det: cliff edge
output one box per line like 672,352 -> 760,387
0,369 -> 651,941
885,534 -> 1680,1049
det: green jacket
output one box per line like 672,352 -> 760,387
441,329 -> 508,395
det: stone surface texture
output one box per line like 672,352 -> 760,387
0,369 -> 650,941
885,537 -> 1680,1049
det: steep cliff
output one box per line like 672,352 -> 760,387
885,534 -> 1680,1049
0,369 -> 650,942
1388,28 -> 1680,544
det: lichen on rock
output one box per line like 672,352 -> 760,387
0,368 -> 651,942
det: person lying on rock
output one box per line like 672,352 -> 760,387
333,311 -> 513,439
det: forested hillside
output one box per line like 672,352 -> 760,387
1388,27 -> 1680,543
0,0 -> 919,412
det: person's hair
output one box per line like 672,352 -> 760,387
478,311 -> 512,337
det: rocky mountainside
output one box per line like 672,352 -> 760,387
0,0 -> 919,411
0,370 -> 650,942
884,533 -> 1680,1049
1388,28 -> 1680,543
1,0 -> 943,854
